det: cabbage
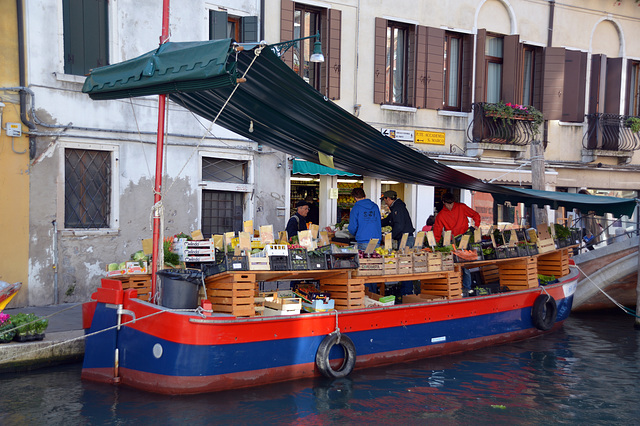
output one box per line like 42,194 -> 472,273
107,263 -> 119,271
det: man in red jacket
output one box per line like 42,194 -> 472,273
433,192 -> 481,243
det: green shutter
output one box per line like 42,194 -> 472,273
63,0 -> 108,76
241,16 -> 258,43
209,10 -> 228,40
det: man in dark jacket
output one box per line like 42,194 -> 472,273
286,200 -> 310,240
380,190 -> 415,247
348,187 -> 382,250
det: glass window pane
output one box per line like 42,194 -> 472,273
447,38 -> 460,107
393,28 -> 405,103
202,158 -> 247,184
522,50 -> 533,106
486,36 -> 503,58
487,62 -> 502,103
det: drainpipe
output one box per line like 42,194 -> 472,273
52,220 -> 58,305
16,0 -> 37,159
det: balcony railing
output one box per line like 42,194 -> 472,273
582,113 -> 640,151
467,103 -> 540,146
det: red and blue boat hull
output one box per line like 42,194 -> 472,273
82,271 -> 577,394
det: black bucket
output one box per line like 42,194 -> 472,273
157,269 -> 202,309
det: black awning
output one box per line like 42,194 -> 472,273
82,42 -> 637,217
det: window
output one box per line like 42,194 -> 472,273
444,32 -> 463,110
485,35 -> 503,103
202,158 -> 247,184
385,22 -> 410,105
209,10 -> 258,42
64,148 -> 111,229
62,0 -> 109,76
627,61 -> 640,116
522,47 -> 535,106
281,2 -> 341,99
201,191 -> 244,237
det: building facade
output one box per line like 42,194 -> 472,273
1,0 -> 639,307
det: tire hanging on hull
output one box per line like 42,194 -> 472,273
531,294 -> 557,331
315,333 -> 356,378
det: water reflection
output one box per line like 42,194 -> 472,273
1,312 -> 638,425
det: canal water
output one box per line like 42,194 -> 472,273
1,311 -> 639,425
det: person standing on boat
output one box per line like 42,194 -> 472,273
433,192 -> 481,295
348,187 -> 382,251
380,190 -> 415,248
286,200 -> 310,241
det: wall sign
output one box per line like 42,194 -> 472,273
415,130 -> 445,145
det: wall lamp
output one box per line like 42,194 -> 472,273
270,32 -> 325,63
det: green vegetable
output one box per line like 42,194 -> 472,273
108,263 -> 119,271
118,262 -> 126,270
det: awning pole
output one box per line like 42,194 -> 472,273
151,0 -> 171,302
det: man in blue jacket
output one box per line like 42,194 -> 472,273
348,187 -> 382,250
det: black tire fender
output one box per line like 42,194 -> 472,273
315,333 -> 356,378
531,294 -> 557,331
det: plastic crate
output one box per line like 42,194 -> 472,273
265,244 -> 288,256
288,248 -> 309,270
307,251 -> 328,270
269,255 -> 290,271
326,253 -> 359,269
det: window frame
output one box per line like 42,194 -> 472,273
443,32 -> 463,111
485,34 -> 504,104
385,21 -> 410,106
293,4 -> 323,90
57,141 -> 119,235
61,0 -> 110,77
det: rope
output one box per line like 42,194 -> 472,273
333,310 -> 341,344
574,264 -> 640,318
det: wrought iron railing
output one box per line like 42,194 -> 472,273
467,103 -> 539,146
582,113 -> 640,151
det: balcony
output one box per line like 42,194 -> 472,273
468,102 -> 542,147
581,113 -> 640,164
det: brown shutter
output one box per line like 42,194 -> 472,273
502,34 -> 521,104
374,17 -> 387,104
407,26 -> 416,107
542,46 -> 565,120
532,47 -> 544,110
327,9 -> 342,100
280,0 -> 294,67
605,57 -> 623,114
461,33 -> 473,112
425,27 -> 444,110
588,54 -> 606,114
415,26 -> 428,108
561,50 -> 587,122
474,29 -> 486,103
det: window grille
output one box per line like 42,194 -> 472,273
202,158 -> 247,184
201,190 -> 243,237
65,148 -> 111,228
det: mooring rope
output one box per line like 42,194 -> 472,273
574,264 -> 639,319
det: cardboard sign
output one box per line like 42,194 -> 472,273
234,246 -> 242,256
509,230 -> 518,247
443,230 -> 452,247
537,224 -> 552,240
384,233 -> 392,251
278,231 -> 288,244
142,238 -> 153,255
309,224 -> 319,239
399,233 -> 409,250
224,232 -> 235,250
239,232 -> 251,252
458,234 -> 470,250
426,231 -> 436,247
213,235 -> 224,249
191,229 -> 204,240
319,231 -> 330,246
490,233 -> 497,248
260,225 -> 274,244
298,230 -> 313,250
474,228 -> 482,243
243,220 -> 253,234
414,231 -> 425,248
528,229 -> 538,243
364,239 -> 379,254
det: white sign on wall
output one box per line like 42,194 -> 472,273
381,128 -> 414,142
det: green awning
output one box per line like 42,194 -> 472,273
292,160 -> 358,176
493,187 -> 637,217
82,39 -> 239,100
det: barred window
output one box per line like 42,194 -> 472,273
201,190 -> 243,237
65,148 -> 111,228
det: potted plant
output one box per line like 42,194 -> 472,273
625,116 -> 640,133
554,224 -> 571,247
0,313 -> 15,343
483,101 -> 544,136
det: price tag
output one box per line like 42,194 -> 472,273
458,235 -> 470,250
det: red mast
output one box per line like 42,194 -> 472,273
151,0 -> 171,300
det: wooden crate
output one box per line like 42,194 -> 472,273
537,248 -> 570,278
318,277 -> 365,310
480,264 -> 500,285
205,273 -> 255,317
412,252 -> 428,273
420,271 -> 462,299
248,255 -> 270,271
397,254 -> 413,275
383,255 -> 398,275
426,253 -> 442,272
498,257 -> 538,290
356,256 -> 384,276
111,274 -> 152,302
441,253 -> 454,271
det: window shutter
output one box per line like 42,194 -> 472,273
209,10 -> 228,40
461,33 -> 473,112
605,57 -> 623,114
406,25 -> 417,107
415,26 -> 428,109
63,0 -> 108,76
327,9 -> 342,100
502,34 -> 521,104
542,46 -> 565,120
474,29 -> 487,103
532,47 -> 544,110
280,0 -> 295,67
241,16 -> 258,43
373,17 -> 387,104
588,54 -> 606,114
561,50 -> 587,122
424,27 -> 444,110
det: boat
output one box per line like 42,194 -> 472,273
81,253 -> 578,395
0,281 -> 21,312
